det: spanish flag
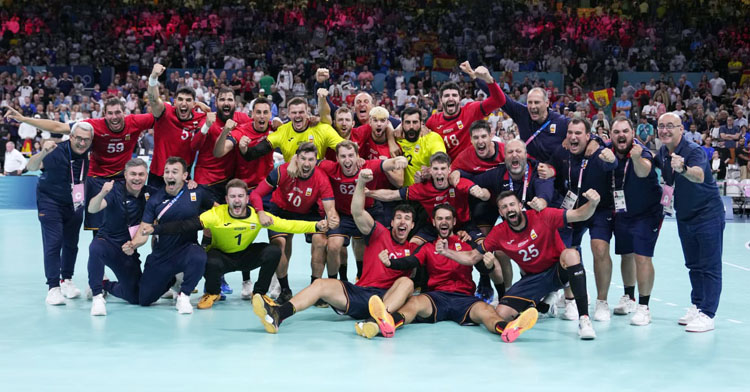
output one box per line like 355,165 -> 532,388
21,139 -> 32,156
740,70 -> 750,89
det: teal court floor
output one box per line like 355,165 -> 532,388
0,208 -> 748,391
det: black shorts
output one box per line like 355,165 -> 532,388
500,263 -> 568,313
614,212 -> 663,257
331,281 -> 387,320
85,175 -> 123,230
266,202 -> 323,243
571,209 -> 614,246
415,290 -> 482,325
203,179 -> 228,203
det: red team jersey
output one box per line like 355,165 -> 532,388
83,114 -> 155,177
150,103 -> 207,176
351,125 -> 391,160
451,141 -> 505,174
414,236 -> 476,295
425,82 -> 504,160
318,159 -> 387,215
356,223 -> 417,289
250,162 -> 334,214
400,178 -> 476,225
480,208 -> 567,274
192,111 -> 251,185
230,120 -> 273,188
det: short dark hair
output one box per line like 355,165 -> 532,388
334,107 -> 353,121
296,142 -> 318,156
104,98 -> 125,111
429,151 -> 451,166
612,115 -> 634,130
252,97 -> 271,110
439,82 -> 461,97
225,178 -> 248,193
496,190 -> 520,205
165,156 -> 188,172
569,117 -> 591,133
469,120 -> 491,136
176,87 -> 196,99
393,203 -> 416,220
401,107 -> 422,121
287,97 -> 307,108
335,140 -> 359,155
432,203 -> 456,218
217,87 -> 234,98
125,158 -> 148,172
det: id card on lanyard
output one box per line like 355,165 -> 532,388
69,150 -> 85,212
562,158 -> 587,210
508,165 -> 530,205
612,157 -> 629,213
660,155 -> 675,216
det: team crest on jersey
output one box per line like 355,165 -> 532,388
414,145 -> 421,153
550,124 -> 556,134
145,192 -> 150,201
305,187 -> 312,196
125,134 -> 131,141
308,135 -> 315,142
250,224 -> 256,230
530,229 -> 538,240
190,192 -> 197,201
404,249 -> 410,256
449,188 -> 455,198
455,243 -> 462,251
457,120 -> 464,129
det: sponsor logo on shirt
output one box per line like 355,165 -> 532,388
190,192 -> 197,201
506,239 -> 515,245
442,128 -> 453,134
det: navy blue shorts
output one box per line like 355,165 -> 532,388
500,263 -> 568,313
472,200 -> 500,228
614,212 -> 664,257
85,175 -> 122,230
416,291 -> 482,325
331,281 -> 387,320
266,202 -> 323,244
572,208 -> 614,246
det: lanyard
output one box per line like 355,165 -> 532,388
157,188 -> 185,222
508,165 -> 530,203
612,155 -> 630,191
525,119 -> 552,146
568,158 -> 588,200
68,148 -> 84,188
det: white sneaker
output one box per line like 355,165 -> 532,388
176,293 -> 193,314
161,289 -> 177,299
46,287 -> 66,305
539,292 -> 559,319
630,305 -> 651,326
678,304 -> 699,325
268,274 -> 281,300
555,291 -> 566,309
60,279 -> 81,299
241,279 -> 254,300
685,311 -> 714,332
613,295 -> 637,315
593,300 -> 611,321
91,294 -> 107,316
578,315 -> 597,340
562,299 -> 579,320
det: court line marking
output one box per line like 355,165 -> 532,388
652,298 -> 662,302
0,211 -> 29,217
665,302 -> 677,306
728,319 -> 743,324
724,262 -> 750,272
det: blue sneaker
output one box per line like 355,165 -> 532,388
221,276 -> 233,295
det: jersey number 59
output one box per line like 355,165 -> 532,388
107,142 -> 125,153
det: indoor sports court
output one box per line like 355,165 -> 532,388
0,209 -> 747,390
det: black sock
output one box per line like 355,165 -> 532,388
356,260 -> 363,279
494,320 -> 509,334
567,263 -> 589,317
339,264 -> 348,282
277,302 -> 296,323
311,276 -> 318,284
278,275 -> 290,291
639,295 -> 650,306
537,302 -> 550,313
391,312 -> 405,329
494,283 -> 505,298
327,274 -> 338,280
478,273 -> 490,288
242,270 -> 251,281
624,286 -> 635,301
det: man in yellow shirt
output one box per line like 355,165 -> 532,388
147,179 -> 328,309
240,97 -> 344,162
396,107 -> 447,186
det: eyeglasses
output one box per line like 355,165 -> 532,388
657,123 -> 680,130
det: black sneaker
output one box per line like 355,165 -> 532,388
277,288 -> 293,304
252,294 -> 280,333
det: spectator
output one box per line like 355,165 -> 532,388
3,141 -> 27,175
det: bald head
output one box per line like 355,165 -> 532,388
526,88 -> 549,123
504,139 -> 528,176
354,93 -> 374,123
